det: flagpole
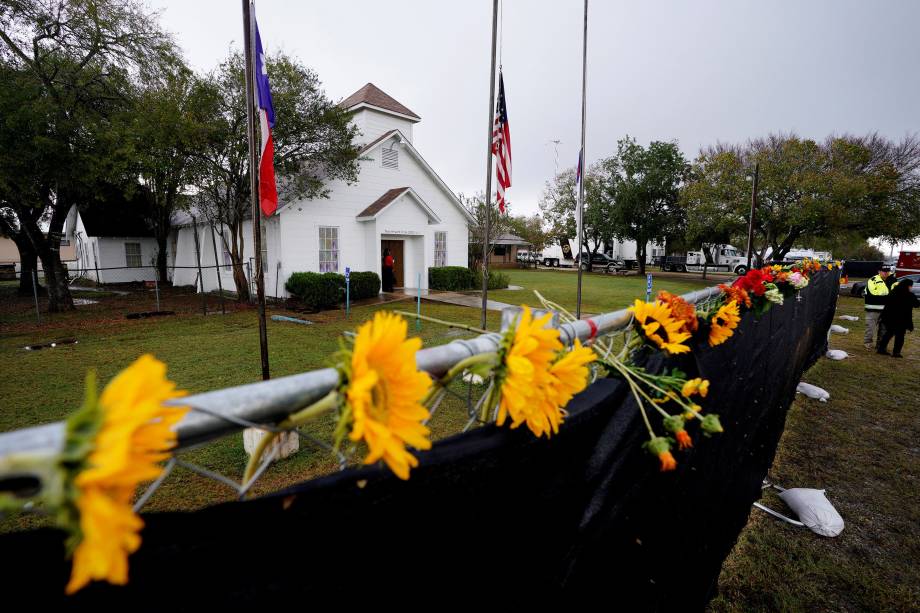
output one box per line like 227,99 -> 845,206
575,0 -> 588,320
480,0 -> 499,330
242,0 -> 271,381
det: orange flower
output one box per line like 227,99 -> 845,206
657,290 -> 699,334
718,283 -> 752,309
658,451 -> 677,471
675,430 -> 693,450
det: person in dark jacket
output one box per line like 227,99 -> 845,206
382,248 -> 395,293
877,279 -> 919,358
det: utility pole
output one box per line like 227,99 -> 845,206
575,0 -> 588,319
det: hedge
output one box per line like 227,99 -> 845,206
429,266 -> 509,291
285,272 -> 342,310
285,270 -> 381,310
474,270 -> 510,290
429,266 -> 477,291
348,271 -> 381,300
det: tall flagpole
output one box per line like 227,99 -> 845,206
242,0 -> 271,381
575,0 -> 588,319
480,0 -> 499,330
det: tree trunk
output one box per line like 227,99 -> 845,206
230,222 -> 250,302
17,242 -> 44,296
637,239 -> 646,276
17,202 -> 74,312
155,232 -> 169,283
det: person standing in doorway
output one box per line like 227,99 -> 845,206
877,278 -> 918,358
863,265 -> 895,349
382,248 -> 395,293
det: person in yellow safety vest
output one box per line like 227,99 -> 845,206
863,265 -> 896,349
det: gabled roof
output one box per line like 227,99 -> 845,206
77,186 -> 156,238
340,83 -> 420,122
359,129 -> 475,224
356,187 -> 441,223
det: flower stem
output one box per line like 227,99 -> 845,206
421,352 -> 498,404
242,391 -> 339,487
393,310 -> 488,335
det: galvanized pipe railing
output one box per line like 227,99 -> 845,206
0,285 -> 722,465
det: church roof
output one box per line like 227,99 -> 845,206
339,83 -> 420,121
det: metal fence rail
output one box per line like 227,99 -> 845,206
0,285 -> 723,465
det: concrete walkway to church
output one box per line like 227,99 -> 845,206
392,288 -> 515,312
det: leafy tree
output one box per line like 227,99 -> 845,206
463,192 -> 513,268
506,213 -> 547,253
113,66 -> 211,282
538,164 -> 611,269
195,51 -> 361,301
682,133 -> 920,263
601,137 -> 688,275
0,0 -> 174,311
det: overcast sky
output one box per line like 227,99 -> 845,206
148,0 -> 920,249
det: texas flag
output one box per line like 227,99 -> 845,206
254,15 -> 278,216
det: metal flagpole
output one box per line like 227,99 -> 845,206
575,0 -> 588,319
480,0 -> 499,330
243,0 -> 271,381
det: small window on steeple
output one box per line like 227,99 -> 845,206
381,146 -> 398,169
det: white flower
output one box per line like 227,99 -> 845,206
765,287 -> 784,305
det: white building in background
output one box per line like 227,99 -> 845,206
171,83 -> 472,296
63,198 -> 159,283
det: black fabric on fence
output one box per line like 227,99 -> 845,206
0,272 -> 839,610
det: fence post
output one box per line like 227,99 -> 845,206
246,260 -> 254,305
154,276 -> 160,312
32,269 -> 41,324
209,224 -> 226,315
92,242 -> 101,285
417,272 -> 422,330
192,222 -> 207,315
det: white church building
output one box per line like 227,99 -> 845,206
170,83 -> 472,296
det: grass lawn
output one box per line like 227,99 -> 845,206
488,268 -> 720,314
709,295 -> 920,612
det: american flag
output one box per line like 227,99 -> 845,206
491,71 -> 511,214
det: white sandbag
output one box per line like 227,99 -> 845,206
825,349 -> 849,360
829,324 -> 849,334
779,488 -> 845,537
838,315 -> 859,321
796,382 -> 830,402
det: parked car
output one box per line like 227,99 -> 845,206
575,252 -> 626,272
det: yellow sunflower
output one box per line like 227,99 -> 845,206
540,339 -> 596,435
628,299 -> 692,354
708,300 -> 741,347
346,311 -> 432,480
67,355 -> 188,594
495,307 -> 563,437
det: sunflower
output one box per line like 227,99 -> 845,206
495,306 -> 565,437
66,355 -> 188,594
708,300 -> 741,347
345,311 -> 432,480
628,299 -> 692,355
657,291 -> 699,334
540,339 -> 596,433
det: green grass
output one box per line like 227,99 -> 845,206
487,268 -> 720,313
0,284 -> 502,521
708,295 -> 920,612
